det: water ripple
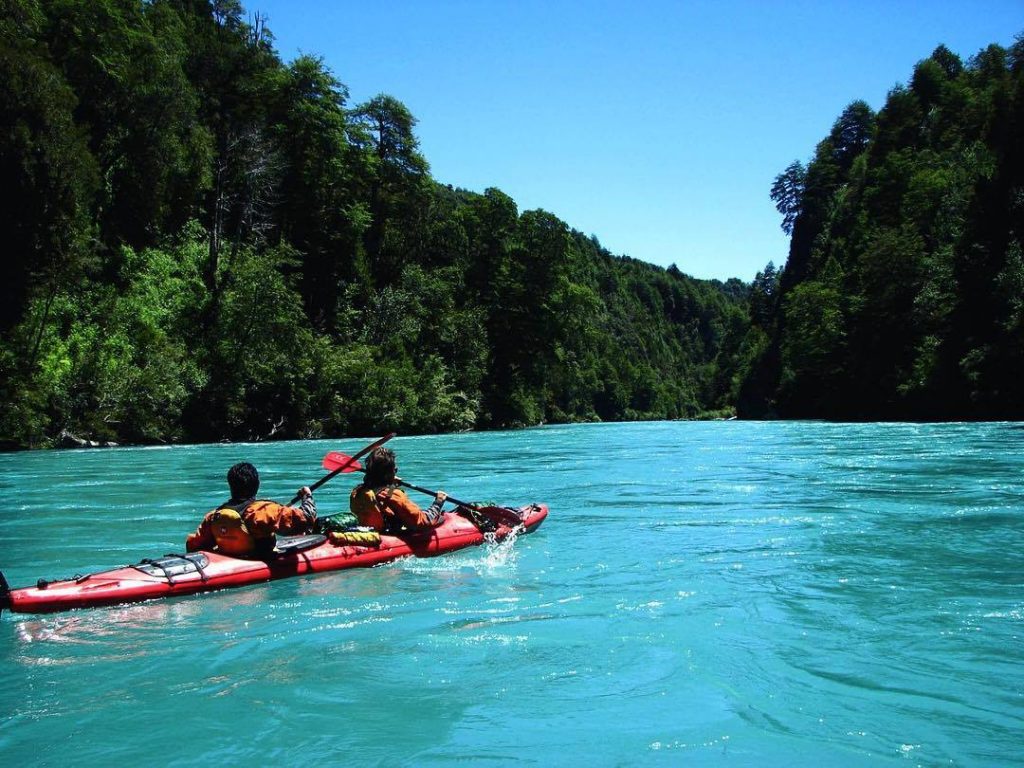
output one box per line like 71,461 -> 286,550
2,422 -> 1023,766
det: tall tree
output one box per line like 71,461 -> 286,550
269,54 -> 359,329
351,94 -> 430,286
0,0 -> 98,336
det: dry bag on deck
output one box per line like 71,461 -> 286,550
329,529 -> 381,547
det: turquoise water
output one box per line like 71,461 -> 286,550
1,422 -> 1022,766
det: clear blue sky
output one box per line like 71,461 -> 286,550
251,1 -> 1021,282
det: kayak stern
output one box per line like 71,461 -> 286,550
0,569 -> 10,616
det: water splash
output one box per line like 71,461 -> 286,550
385,525 -> 524,577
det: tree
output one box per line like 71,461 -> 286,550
749,262 -> 780,329
45,0 -> 211,250
0,0 -> 98,336
770,161 -> 805,235
351,94 -> 430,285
270,54 -> 359,329
828,100 -> 875,171
778,260 -> 847,416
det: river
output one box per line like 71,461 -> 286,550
1,421 -> 1021,766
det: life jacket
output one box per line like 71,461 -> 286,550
350,485 -> 388,531
209,499 -> 258,557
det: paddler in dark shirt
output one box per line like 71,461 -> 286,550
186,462 -> 318,557
350,448 -> 446,534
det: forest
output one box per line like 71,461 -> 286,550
2,2 -> 1021,450
744,35 -> 1024,420
0,0 -> 750,448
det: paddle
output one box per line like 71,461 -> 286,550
393,481 -> 524,528
288,433 -> 396,506
320,452 -> 524,528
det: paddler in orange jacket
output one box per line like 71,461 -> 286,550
186,462 -> 318,557
350,447 -> 446,533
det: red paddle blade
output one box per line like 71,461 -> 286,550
322,452 -> 364,472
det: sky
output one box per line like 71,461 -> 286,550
250,0 -> 1022,282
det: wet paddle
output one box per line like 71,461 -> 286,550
288,433 -> 396,506
320,452 -> 524,527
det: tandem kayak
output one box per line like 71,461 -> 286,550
0,503 -> 547,615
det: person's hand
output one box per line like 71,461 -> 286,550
435,491 -> 447,504
297,486 -> 312,499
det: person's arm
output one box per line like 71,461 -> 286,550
250,489 -> 318,537
185,514 -> 214,552
295,486 -> 317,528
382,488 -> 446,528
422,490 -> 446,524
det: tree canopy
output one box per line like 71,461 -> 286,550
743,36 -> 1024,420
0,0 -> 748,448
4,3 -> 1018,447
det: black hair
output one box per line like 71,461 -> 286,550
227,462 -> 260,499
364,447 -> 397,487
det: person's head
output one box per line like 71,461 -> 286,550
227,462 -> 260,499
364,447 -> 397,486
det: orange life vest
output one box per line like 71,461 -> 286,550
350,485 -> 437,532
209,500 -> 258,556
350,486 -> 386,531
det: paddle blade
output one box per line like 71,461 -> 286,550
322,452 -> 364,472
475,506 -> 525,527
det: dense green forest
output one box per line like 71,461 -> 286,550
4,1 -> 1020,449
0,0 -> 751,448
743,36 -> 1024,420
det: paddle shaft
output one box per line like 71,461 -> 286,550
319,454 -> 472,508
396,482 -> 521,526
318,452 -> 523,526
396,482 -> 524,528
397,480 -> 471,509
289,433 -> 396,505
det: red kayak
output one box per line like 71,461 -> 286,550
0,504 -> 547,615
